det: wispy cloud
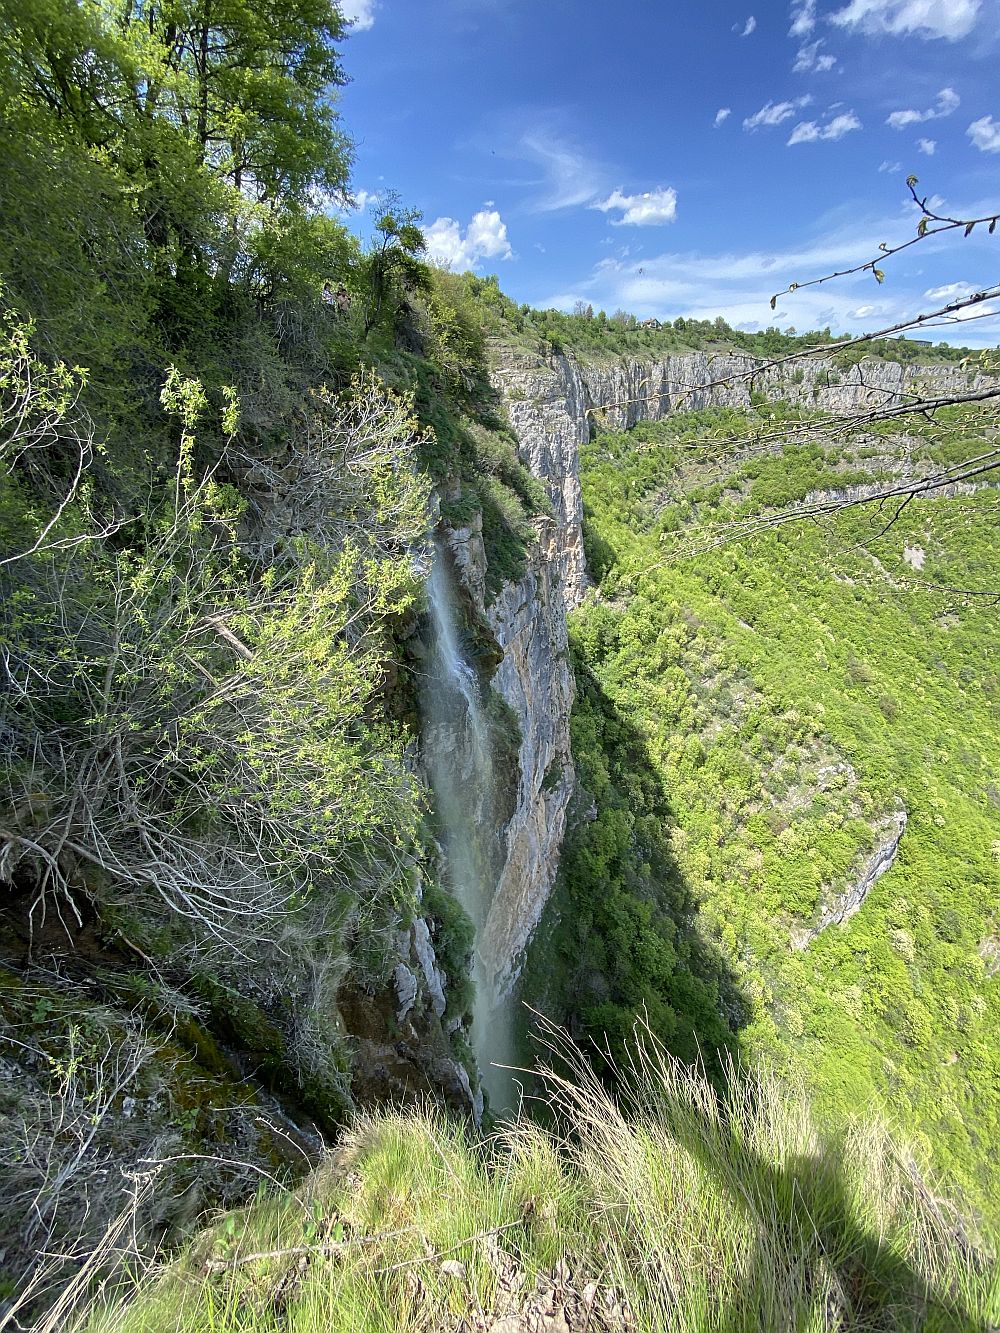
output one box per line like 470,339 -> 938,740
593,187 -> 678,226
516,127 -> 604,211
537,210 -> 1000,345
734,14 -> 757,35
918,137 -> 937,154
341,0 -> 376,31
788,111 -> 862,143
878,160 -> 902,172
424,209 -> 513,270
968,115 -> 1000,152
926,281 -> 976,299
886,87 -> 960,129
830,0 -> 981,39
793,39 -> 837,71
789,0 -> 818,36
744,96 -> 812,130
714,107 -> 732,127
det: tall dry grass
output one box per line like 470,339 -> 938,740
70,1022 -> 998,1332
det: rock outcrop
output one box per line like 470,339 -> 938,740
482,518 -> 576,999
793,809 -> 908,948
490,348 -> 590,609
575,350 -> 992,427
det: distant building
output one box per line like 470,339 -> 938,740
640,318 -> 661,330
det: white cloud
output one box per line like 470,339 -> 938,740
744,96 -> 812,130
424,209 -> 513,271
878,159 -> 902,171
925,281 -> 975,298
517,128 -> 603,211
793,39 -> 838,70
714,107 -> 732,127
789,0 -> 818,35
886,86 -> 960,129
735,14 -> 757,34
539,206 -> 1000,347
968,115 -> 1000,152
853,304 -> 875,316
593,187 -> 678,226
340,0 -> 376,30
918,137 -> 937,154
787,111 -> 862,143
831,0 -> 981,39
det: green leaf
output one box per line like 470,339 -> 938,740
873,269 -> 885,284
917,217 -> 929,237
964,221 -> 975,237
770,294 -> 777,311
906,174 -> 918,187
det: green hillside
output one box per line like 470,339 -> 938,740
525,399 -> 1000,1216
1,0 -> 999,1323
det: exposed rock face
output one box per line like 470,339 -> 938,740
483,518 -> 576,998
793,809 -> 908,948
440,512 -> 575,1003
575,351 -> 993,427
491,348 -> 590,609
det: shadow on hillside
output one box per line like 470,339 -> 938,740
519,657 -> 747,1087
682,1123 -> 991,1333
518,662 -> 989,1332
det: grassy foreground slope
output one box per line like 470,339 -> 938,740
80,1037 -> 998,1333
525,402 -> 1000,1217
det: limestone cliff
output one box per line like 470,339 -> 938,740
425,351 -> 592,1005
575,349 -> 993,427
435,342 -> 992,1015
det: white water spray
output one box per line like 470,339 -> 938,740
422,547 -> 515,1110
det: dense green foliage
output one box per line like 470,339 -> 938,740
444,273 -> 977,366
2,0 -> 997,1320
527,401 -> 1000,1217
0,0 -> 545,1307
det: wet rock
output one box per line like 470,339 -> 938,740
411,918 -> 447,1018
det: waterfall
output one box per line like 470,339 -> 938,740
422,546 -> 515,1111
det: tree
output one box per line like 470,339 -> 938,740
1,0 -> 352,200
361,194 -> 428,336
0,0 -> 353,253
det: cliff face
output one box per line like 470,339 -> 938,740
490,348 -> 590,609
438,343 -> 993,1013
576,350 -> 992,427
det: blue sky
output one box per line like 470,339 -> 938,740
336,0 -> 1000,345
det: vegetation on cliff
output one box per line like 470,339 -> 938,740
526,396 -> 999,1219
0,0 -> 542,1308
2,0 -> 998,1324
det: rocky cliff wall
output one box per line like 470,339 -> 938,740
576,350 -> 992,428
440,343 -> 993,1009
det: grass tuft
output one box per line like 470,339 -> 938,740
76,1023 -> 998,1332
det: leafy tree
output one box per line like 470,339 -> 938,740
0,0 -> 352,205
361,194 -> 428,336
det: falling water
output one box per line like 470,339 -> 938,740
422,546 -> 515,1111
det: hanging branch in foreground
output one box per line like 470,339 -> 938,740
767,178 -> 1000,311
582,177 -> 998,423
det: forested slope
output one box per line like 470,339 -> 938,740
0,0 -> 547,1307
525,398 -> 1000,1216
